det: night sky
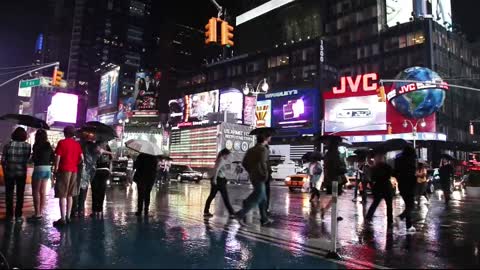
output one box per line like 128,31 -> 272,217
0,0 -> 476,141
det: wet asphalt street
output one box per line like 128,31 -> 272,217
0,180 -> 479,269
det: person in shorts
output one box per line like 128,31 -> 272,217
53,126 -> 83,227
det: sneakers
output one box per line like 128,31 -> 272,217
15,217 -> 23,223
407,226 -> 417,234
53,219 -> 66,227
235,214 -> 247,226
203,213 -> 214,218
261,219 -> 274,226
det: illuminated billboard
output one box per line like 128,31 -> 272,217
256,89 -> 319,134
168,97 -> 186,127
134,71 -> 161,111
324,95 -> 387,133
386,0 -> 413,28
86,107 -> 98,122
188,90 -> 219,122
98,67 -> 120,110
219,88 -> 243,121
46,93 -> 78,124
243,95 -> 257,126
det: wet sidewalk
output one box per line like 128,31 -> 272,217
0,181 -> 479,269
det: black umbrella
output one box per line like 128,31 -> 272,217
0,114 -> 49,130
249,127 -> 276,136
346,155 -> 358,163
375,138 -> 411,152
316,135 -> 351,147
440,153 -> 455,161
158,155 -> 173,161
81,122 -> 117,142
354,148 -> 371,159
302,151 -> 323,162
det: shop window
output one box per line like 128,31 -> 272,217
413,32 -> 425,44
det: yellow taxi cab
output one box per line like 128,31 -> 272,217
284,173 -> 310,192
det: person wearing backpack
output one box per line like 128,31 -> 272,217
236,130 -> 274,226
203,149 -> 235,218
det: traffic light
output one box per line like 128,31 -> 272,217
470,122 -> 474,135
387,124 -> 392,134
205,17 -> 217,44
221,21 -> 234,47
376,86 -> 386,102
51,67 -> 64,87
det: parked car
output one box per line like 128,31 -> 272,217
169,164 -> 203,183
111,159 -> 128,184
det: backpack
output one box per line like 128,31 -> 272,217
242,147 -> 255,173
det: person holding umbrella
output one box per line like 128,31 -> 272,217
1,127 -> 31,223
394,146 -> 418,233
235,127 -> 274,226
126,139 -> 162,216
307,152 -> 323,202
365,147 -> 395,229
90,142 -> 113,217
204,148 -> 235,218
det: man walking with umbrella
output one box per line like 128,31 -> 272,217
236,127 -> 274,226
395,146 -> 418,233
439,155 -> 455,205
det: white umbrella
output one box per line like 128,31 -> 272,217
125,139 -> 163,156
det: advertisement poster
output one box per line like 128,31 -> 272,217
219,88 -> 243,121
47,93 -> 78,125
86,107 -> 98,122
168,97 -> 186,127
324,95 -> 387,133
221,122 -> 254,163
98,67 -> 120,110
386,0 -> 413,27
255,100 -> 272,128
134,71 -> 161,111
188,90 -> 219,121
270,90 -> 317,130
243,95 -> 257,126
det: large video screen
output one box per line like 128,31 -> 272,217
134,71 -> 161,111
386,0 -> 413,27
168,97 -> 186,127
220,88 -> 243,121
255,100 -> 272,128
432,0 -> 452,30
98,67 -> 120,110
47,93 -> 78,124
270,90 -> 317,130
188,90 -> 219,121
324,95 -> 387,133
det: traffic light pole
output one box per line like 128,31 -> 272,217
0,62 -> 60,88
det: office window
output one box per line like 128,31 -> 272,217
268,54 -> 289,68
399,35 -> 407,48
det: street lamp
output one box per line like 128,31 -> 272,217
118,117 -> 130,157
402,118 -> 426,149
242,78 -> 269,127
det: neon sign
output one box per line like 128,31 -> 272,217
332,73 -> 379,94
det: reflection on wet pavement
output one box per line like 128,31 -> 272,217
0,181 -> 479,269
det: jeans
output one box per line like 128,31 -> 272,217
77,187 -> 88,214
366,189 -> 393,224
5,175 -> 26,218
236,181 -> 268,223
265,180 -> 271,211
204,177 -> 235,215
354,177 -> 367,202
399,194 -> 415,229
91,170 -> 110,212
137,179 -> 155,213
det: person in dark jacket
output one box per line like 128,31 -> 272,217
439,158 -> 454,205
394,146 -> 417,233
90,143 -> 112,218
31,129 -> 54,220
236,132 -> 273,226
365,149 -> 394,228
134,153 -> 158,216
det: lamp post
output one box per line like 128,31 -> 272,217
118,117 -> 130,157
242,78 -> 269,128
402,118 -> 426,149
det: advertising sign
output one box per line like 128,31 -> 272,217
243,95 -> 257,126
134,71 -> 161,111
219,88 -> 243,121
324,95 -> 387,133
255,100 -> 272,128
386,0 -> 413,28
98,67 -> 120,110
46,93 -> 78,125
188,90 -> 219,121
168,97 -> 186,127
86,107 -> 98,122
256,89 -> 319,134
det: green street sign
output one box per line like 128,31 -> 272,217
19,79 -> 41,88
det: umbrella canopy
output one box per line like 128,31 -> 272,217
316,135 -> 351,146
346,155 -> 358,163
375,138 -> 411,153
81,122 -> 117,142
0,114 -> 49,130
354,148 -> 371,159
126,139 -> 163,156
440,153 -> 455,161
301,151 -> 323,162
249,127 -> 276,136
158,155 -> 173,161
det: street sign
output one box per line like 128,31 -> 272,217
19,78 -> 41,88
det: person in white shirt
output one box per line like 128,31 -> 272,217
203,149 -> 235,218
